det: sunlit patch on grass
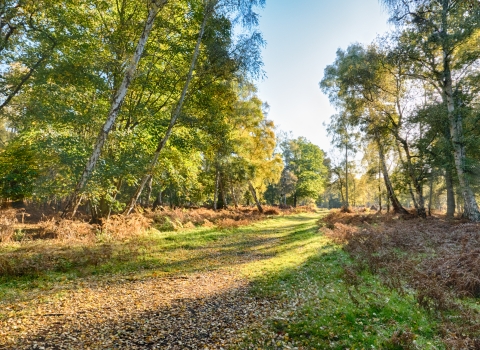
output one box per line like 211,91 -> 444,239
235,212 -> 444,350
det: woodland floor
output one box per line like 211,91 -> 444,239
1,210 -> 479,349
0,211 -> 326,349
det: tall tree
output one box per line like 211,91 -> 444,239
62,0 -> 169,217
321,44 -> 410,214
381,0 -> 480,220
281,137 -> 328,207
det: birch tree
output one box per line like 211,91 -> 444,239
124,0 -> 266,214
62,0 -> 168,217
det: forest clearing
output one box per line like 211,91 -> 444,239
1,208 -> 479,349
3,0 -> 480,349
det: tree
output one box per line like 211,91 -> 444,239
321,44 -> 410,215
281,137 -> 328,207
0,140 -> 38,205
63,0 -> 169,217
380,0 -> 480,220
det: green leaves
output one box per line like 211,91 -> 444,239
0,142 -> 39,201
280,137 -> 328,205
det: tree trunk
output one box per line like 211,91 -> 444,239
408,184 -> 418,211
249,181 -> 263,213
124,5 -> 209,215
353,178 -> 356,207
445,83 -> 480,220
378,161 -> 382,212
98,196 -> 109,219
89,199 -> 99,224
377,137 -> 409,215
152,190 -> 163,210
387,193 -> 390,213
441,3 -> 480,221
396,138 -> 426,217
231,184 -> 238,208
62,0 -> 168,218
145,176 -> 153,207
345,144 -> 349,208
219,177 -> 227,209
213,169 -> 220,211
445,167 -> 456,218
428,173 -> 434,216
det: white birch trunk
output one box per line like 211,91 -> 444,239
249,181 -> 264,213
443,57 -> 480,221
63,0 -> 168,218
440,0 -> 480,221
124,4 -> 209,215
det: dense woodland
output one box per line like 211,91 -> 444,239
0,0 -> 328,220
3,0 -> 480,224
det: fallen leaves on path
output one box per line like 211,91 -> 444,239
0,213 -> 325,349
0,271 -> 275,349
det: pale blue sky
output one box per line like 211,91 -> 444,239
256,0 -> 391,152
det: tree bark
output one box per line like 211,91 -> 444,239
444,73 -> 480,220
386,192 -> 390,213
249,181 -> 263,213
376,137 -> 409,215
213,169 -> 220,211
124,4 -> 209,215
445,168 -> 456,218
345,143 -> 349,208
219,176 -> 227,209
231,184 -> 238,208
145,176 -> 153,207
152,190 -> 163,210
428,173 -> 434,216
441,1 -> 480,221
394,137 -> 426,217
62,0 -> 168,218
378,161 -> 382,212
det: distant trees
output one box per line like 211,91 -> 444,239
265,136 -> 328,207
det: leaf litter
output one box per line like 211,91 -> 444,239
0,212 -> 323,350
1,270 -> 276,349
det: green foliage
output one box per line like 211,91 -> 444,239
0,142 -> 39,201
279,137 -> 328,205
237,213 -> 442,349
0,0 -> 285,212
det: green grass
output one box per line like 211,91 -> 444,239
0,210 -> 445,348
233,212 -> 444,349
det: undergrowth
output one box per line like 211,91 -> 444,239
321,210 -> 480,349
2,208 -> 469,349
0,208 -> 315,303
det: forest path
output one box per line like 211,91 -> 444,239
0,211 -> 325,349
